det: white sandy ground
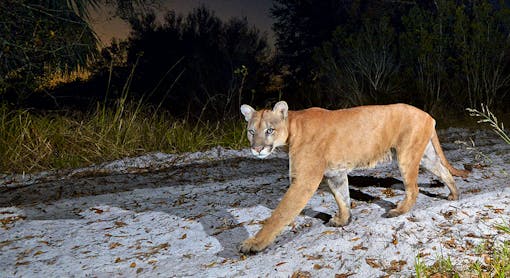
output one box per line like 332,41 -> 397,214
0,128 -> 509,277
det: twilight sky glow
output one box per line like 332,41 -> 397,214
90,0 -> 274,47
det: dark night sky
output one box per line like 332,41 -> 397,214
91,0 -> 275,46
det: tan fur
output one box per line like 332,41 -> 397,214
239,101 -> 469,254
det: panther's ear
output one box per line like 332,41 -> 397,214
273,101 -> 288,120
240,104 -> 256,122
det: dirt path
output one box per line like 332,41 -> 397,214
1,128 -> 509,277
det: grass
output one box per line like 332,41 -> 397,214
467,104 -> 510,145
415,255 -> 460,278
0,103 -> 247,174
414,106 -> 509,277
414,222 -> 510,277
1,59 -> 248,175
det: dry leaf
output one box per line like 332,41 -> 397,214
114,257 -> 122,263
304,254 -> 322,260
204,262 -> 216,268
109,242 -> 122,249
114,221 -> 127,228
482,254 -> 491,264
90,208 -> 104,214
365,258 -> 381,268
313,264 -> 323,270
441,210 -> 455,219
384,260 -> 407,272
180,234 -> 187,240
418,252 -> 430,258
493,208 -> 504,214
130,262 -> 136,268
382,188 -> 395,197
392,233 -> 398,245
0,215 -> 26,229
321,230 -> 336,235
335,273 -> 355,278
443,238 -> 456,249
291,271 -> 312,278
352,243 -> 367,251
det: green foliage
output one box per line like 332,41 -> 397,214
469,222 -> 510,277
0,103 -> 247,174
404,1 -> 510,111
0,52 -> 250,174
415,222 -> 510,277
401,0 -> 454,111
314,16 -> 399,107
0,0 -> 97,98
413,255 -> 463,277
271,0 -> 350,85
452,1 -> 510,108
124,6 -> 270,119
414,255 -> 427,278
277,1 -> 510,112
400,1 -> 510,111
0,0 -> 155,102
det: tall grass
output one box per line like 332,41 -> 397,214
414,222 -> 510,277
0,103 -> 247,174
467,104 -> 510,144
0,56 -> 248,175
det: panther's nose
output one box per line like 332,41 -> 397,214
252,146 -> 264,153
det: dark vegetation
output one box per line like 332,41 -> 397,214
1,0 -> 510,173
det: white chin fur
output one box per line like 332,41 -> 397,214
251,147 -> 272,158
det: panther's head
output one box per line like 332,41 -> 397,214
240,101 -> 289,159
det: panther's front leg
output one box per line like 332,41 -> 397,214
240,157 -> 325,254
326,171 -> 351,227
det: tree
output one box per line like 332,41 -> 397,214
453,0 -> 510,108
0,0 -> 97,99
270,0 -> 351,104
401,0 -> 510,111
270,0 -> 410,107
0,0 -> 153,104
401,0 -> 455,111
314,17 -> 399,107
126,6 -> 271,119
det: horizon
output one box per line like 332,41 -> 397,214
90,0 -> 275,47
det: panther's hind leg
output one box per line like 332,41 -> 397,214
386,139 -> 428,218
420,140 -> 459,200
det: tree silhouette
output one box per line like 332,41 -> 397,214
125,6 -> 270,119
270,0 -> 407,107
0,0 -> 155,103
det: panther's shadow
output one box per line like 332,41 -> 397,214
305,175 -> 447,223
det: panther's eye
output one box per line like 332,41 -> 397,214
248,129 -> 255,135
266,128 -> 274,135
